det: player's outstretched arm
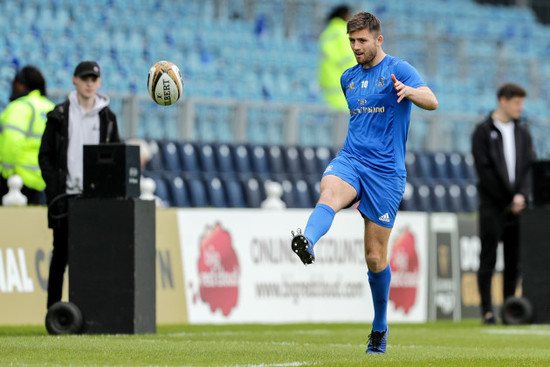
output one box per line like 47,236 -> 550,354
391,74 -> 438,111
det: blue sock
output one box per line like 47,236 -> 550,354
368,265 -> 391,332
303,203 -> 335,246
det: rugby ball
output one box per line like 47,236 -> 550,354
147,61 -> 184,106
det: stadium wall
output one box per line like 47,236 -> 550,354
0,206 -> 506,326
0,207 -> 186,326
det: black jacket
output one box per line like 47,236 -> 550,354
472,114 -> 536,211
38,99 -> 120,228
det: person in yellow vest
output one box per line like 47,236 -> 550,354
318,4 -> 357,110
0,66 -> 54,204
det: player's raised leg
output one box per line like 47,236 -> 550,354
291,174 -> 356,265
364,218 -> 392,354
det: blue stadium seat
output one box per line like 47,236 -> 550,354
144,140 -> 163,171
249,145 -> 270,178
294,178 -> 314,208
267,145 -> 286,178
432,183 -> 449,212
159,141 -> 181,172
166,174 -> 190,207
405,151 -> 418,179
300,146 -> 318,176
222,177 -> 246,208
241,177 -> 266,208
414,182 -> 433,212
146,174 -> 171,206
283,146 -> 302,176
415,152 -> 435,180
185,176 -> 209,207
448,152 -> 466,180
197,142 -> 218,176
399,181 -> 417,211
280,178 -> 313,208
461,182 -> 479,212
214,143 -> 236,177
447,183 -> 464,212
306,176 -> 321,206
178,142 -> 201,176
205,177 -> 228,207
280,179 -> 295,208
232,143 -> 253,178
315,146 -> 333,172
432,152 -> 450,181
462,153 -> 478,181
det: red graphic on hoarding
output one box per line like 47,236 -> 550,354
197,223 -> 240,316
389,228 -> 419,314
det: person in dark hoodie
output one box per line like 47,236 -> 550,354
39,61 -> 121,310
471,83 -> 536,325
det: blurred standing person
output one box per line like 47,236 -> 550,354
39,61 -> 121,310
472,83 -> 535,325
0,66 -> 54,204
291,12 -> 438,354
318,4 -> 357,110
125,137 -> 152,170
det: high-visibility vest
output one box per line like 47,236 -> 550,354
318,17 -> 357,111
0,90 -> 55,191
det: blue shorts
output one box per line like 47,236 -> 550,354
322,153 -> 406,228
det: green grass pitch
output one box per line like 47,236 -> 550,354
2,320 -> 550,366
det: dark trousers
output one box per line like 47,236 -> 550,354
477,208 -> 521,316
47,219 -> 69,309
0,176 -> 44,205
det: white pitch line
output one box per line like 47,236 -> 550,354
226,363 -> 312,367
483,329 -> 550,336
167,329 -> 337,337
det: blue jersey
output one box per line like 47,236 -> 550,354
340,55 -> 426,176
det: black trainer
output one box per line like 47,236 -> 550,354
291,229 -> 315,265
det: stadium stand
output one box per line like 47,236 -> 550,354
5,0 -> 550,211
143,140 -> 477,211
1,0 -> 549,154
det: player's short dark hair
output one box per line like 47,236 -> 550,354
497,83 -> 526,100
14,65 -> 47,96
347,11 -> 381,36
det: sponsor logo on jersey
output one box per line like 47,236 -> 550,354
375,76 -> 386,87
350,106 -> 386,116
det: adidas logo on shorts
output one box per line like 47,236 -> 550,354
378,213 -> 390,222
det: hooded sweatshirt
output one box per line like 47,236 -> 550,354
65,90 -> 110,194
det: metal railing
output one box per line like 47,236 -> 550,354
49,90 -> 550,158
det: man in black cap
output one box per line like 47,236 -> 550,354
39,61 -> 121,311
